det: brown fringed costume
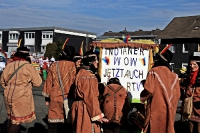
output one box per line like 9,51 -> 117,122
101,83 -> 130,133
182,55 -> 200,133
1,60 -> 42,124
42,60 -> 76,123
140,66 -> 180,133
71,68 -> 104,133
102,84 -> 130,124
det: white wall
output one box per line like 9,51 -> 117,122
24,39 -> 35,46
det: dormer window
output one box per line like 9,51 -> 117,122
42,31 -> 53,39
25,32 -> 35,39
9,33 -> 19,40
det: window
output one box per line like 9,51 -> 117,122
25,32 -> 35,39
182,63 -> 188,68
168,45 -> 175,53
0,34 -> 2,39
42,31 -> 53,39
169,63 -> 174,72
198,44 -> 200,52
9,33 -> 19,40
183,43 -> 189,53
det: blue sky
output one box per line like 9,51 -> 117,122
0,0 -> 200,35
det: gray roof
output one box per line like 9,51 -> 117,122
0,26 -> 97,35
157,15 -> 200,39
101,29 -> 162,37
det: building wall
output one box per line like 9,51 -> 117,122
0,31 -> 2,44
2,31 -> 8,52
160,38 -> 200,68
35,30 -> 42,53
54,33 -> 94,53
0,28 -> 96,57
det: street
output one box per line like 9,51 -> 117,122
0,83 -> 190,133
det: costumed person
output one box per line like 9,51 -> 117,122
42,61 -> 48,81
179,66 -> 187,119
101,78 -> 130,133
0,44 -> 42,133
71,51 -> 109,133
182,55 -> 200,133
140,46 -> 180,133
42,38 -> 76,133
73,53 -> 83,68
91,47 -> 105,101
49,56 -> 55,66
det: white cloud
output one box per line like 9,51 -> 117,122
0,0 -> 200,35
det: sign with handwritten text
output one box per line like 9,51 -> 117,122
101,47 -> 149,103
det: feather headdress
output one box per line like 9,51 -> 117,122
62,38 -> 69,50
79,41 -> 84,56
160,44 -> 172,54
18,38 -> 22,48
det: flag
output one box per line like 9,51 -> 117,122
160,44 -> 172,54
79,41 -> 84,56
123,35 -> 130,43
62,38 -> 69,50
17,38 -> 22,47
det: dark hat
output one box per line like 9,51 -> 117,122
62,45 -> 75,57
156,46 -> 173,63
14,46 -> 30,59
73,53 -> 83,62
59,45 -> 75,61
82,51 -> 97,66
107,78 -> 121,85
189,55 -> 200,62
159,49 -> 173,62
16,46 -> 30,53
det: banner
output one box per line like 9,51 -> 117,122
100,47 -> 150,103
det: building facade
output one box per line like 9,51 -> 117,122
0,27 -> 97,57
157,15 -> 200,70
98,28 -> 162,44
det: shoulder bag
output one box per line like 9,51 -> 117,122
182,87 -> 195,120
56,61 -> 73,122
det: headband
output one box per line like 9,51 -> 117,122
74,55 -> 83,59
83,54 -> 96,58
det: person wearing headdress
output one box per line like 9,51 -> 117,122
71,51 -> 109,133
42,38 -> 76,133
101,78 -> 130,133
73,53 -> 83,68
0,45 -> 42,133
140,46 -> 180,133
181,55 -> 200,133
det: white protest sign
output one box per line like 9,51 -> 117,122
100,47 -> 149,103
